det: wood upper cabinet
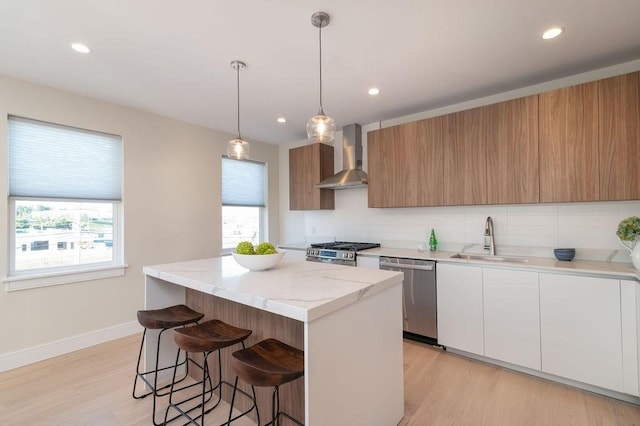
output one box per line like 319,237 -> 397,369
539,82 -> 599,202
486,96 -> 539,204
365,72 -> 637,208
443,107 -> 488,205
598,72 -> 640,200
289,143 -> 334,210
367,117 -> 444,207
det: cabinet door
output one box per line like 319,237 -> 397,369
539,82 -> 599,202
437,263 -> 484,355
483,268 -> 540,370
539,274 -> 623,392
621,280 -> 639,396
367,117 -> 444,207
486,96 -> 539,204
443,107 -> 488,205
289,143 -> 334,210
356,256 -> 379,269
598,72 -> 640,200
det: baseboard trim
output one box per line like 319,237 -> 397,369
446,347 -> 640,405
0,321 -> 142,373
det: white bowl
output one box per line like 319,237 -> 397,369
231,251 -> 285,271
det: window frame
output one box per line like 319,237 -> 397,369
4,115 -> 126,291
221,205 -> 266,254
221,157 -> 267,253
5,197 -> 125,291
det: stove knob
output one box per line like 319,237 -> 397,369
349,252 -> 354,259
306,248 -> 310,255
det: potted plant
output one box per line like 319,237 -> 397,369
617,216 -> 640,269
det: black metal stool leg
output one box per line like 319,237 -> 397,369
226,376 -> 239,425
132,328 -> 149,399
224,375 -> 259,426
273,386 -> 279,426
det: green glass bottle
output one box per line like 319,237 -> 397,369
429,229 -> 438,252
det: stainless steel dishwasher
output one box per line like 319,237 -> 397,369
379,257 -> 437,344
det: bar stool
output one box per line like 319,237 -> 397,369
132,304 -> 204,426
229,338 -> 305,426
164,319 -> 254,426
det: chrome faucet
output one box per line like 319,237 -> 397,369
484,216 -> 495,256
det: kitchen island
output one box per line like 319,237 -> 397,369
143,255 -> 404,425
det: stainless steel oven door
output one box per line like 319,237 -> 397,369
306,256 -> 356,267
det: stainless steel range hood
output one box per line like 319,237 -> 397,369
316,123 -> 368,189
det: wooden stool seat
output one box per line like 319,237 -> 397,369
164,319 -> 254,426
173,319 -> 252,353
228,339 -> 305,425
133,304 -> 205,426
231,338 -> 304,388
136,304 -> 204,329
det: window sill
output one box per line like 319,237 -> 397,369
3,264 -> 128,292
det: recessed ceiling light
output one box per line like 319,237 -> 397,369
368,88 -> 380,96
542,27 -> 563,40
277,117 -> 287,123
71,43 -> 91,53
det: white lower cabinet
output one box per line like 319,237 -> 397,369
437,263 -> 484,355
282,248 -> 307,262
539,273 -> 624,392
483,268 -> 541,370
621,280 -> 639,396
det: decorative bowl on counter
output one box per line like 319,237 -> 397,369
232,251 -> 285,271
554,248 -> 576,261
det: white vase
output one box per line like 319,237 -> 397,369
619,237 -> 640,270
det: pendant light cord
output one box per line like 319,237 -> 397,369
236,64 -> 241,138
318,23 -> 324,114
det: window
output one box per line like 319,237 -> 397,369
6,116 -> 124,290
221,157 -> 266,251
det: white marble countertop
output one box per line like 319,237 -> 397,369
143,255 -> 403,322
361,247 -> 640,281
278,243 -> 639,281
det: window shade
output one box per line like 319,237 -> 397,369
8,116 -> 122,200
221,157 -> 265,207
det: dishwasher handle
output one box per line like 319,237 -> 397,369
379,260 -> 435,271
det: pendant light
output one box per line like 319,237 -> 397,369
307,11 -> 336,144
227,60 -> 250,160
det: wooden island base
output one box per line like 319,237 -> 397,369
186,288 -> 304,423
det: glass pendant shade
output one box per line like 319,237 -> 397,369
307,112 -> 336,143
227,60 -> 249,160
227,137 -> 250,160
308,12 -> 335,144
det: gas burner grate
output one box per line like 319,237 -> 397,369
310,241 -> 380,251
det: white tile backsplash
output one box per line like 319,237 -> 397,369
299,195 -> 640,263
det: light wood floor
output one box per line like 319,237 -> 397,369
0,335 -> 639,425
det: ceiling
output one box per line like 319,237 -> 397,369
1,1 -> 640,145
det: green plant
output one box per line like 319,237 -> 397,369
235,241 -> 256,255
256,242 -> 276,255
616,216 -> 640,241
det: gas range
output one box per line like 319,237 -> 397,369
305,241 -> 381,267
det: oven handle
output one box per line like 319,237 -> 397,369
379,261 -> 435,271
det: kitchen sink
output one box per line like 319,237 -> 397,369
449,253 -> 529,263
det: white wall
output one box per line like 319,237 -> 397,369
0,74 -> 279,366
279,58 -> 640,263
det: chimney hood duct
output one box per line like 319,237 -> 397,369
316,123 -> 368,189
